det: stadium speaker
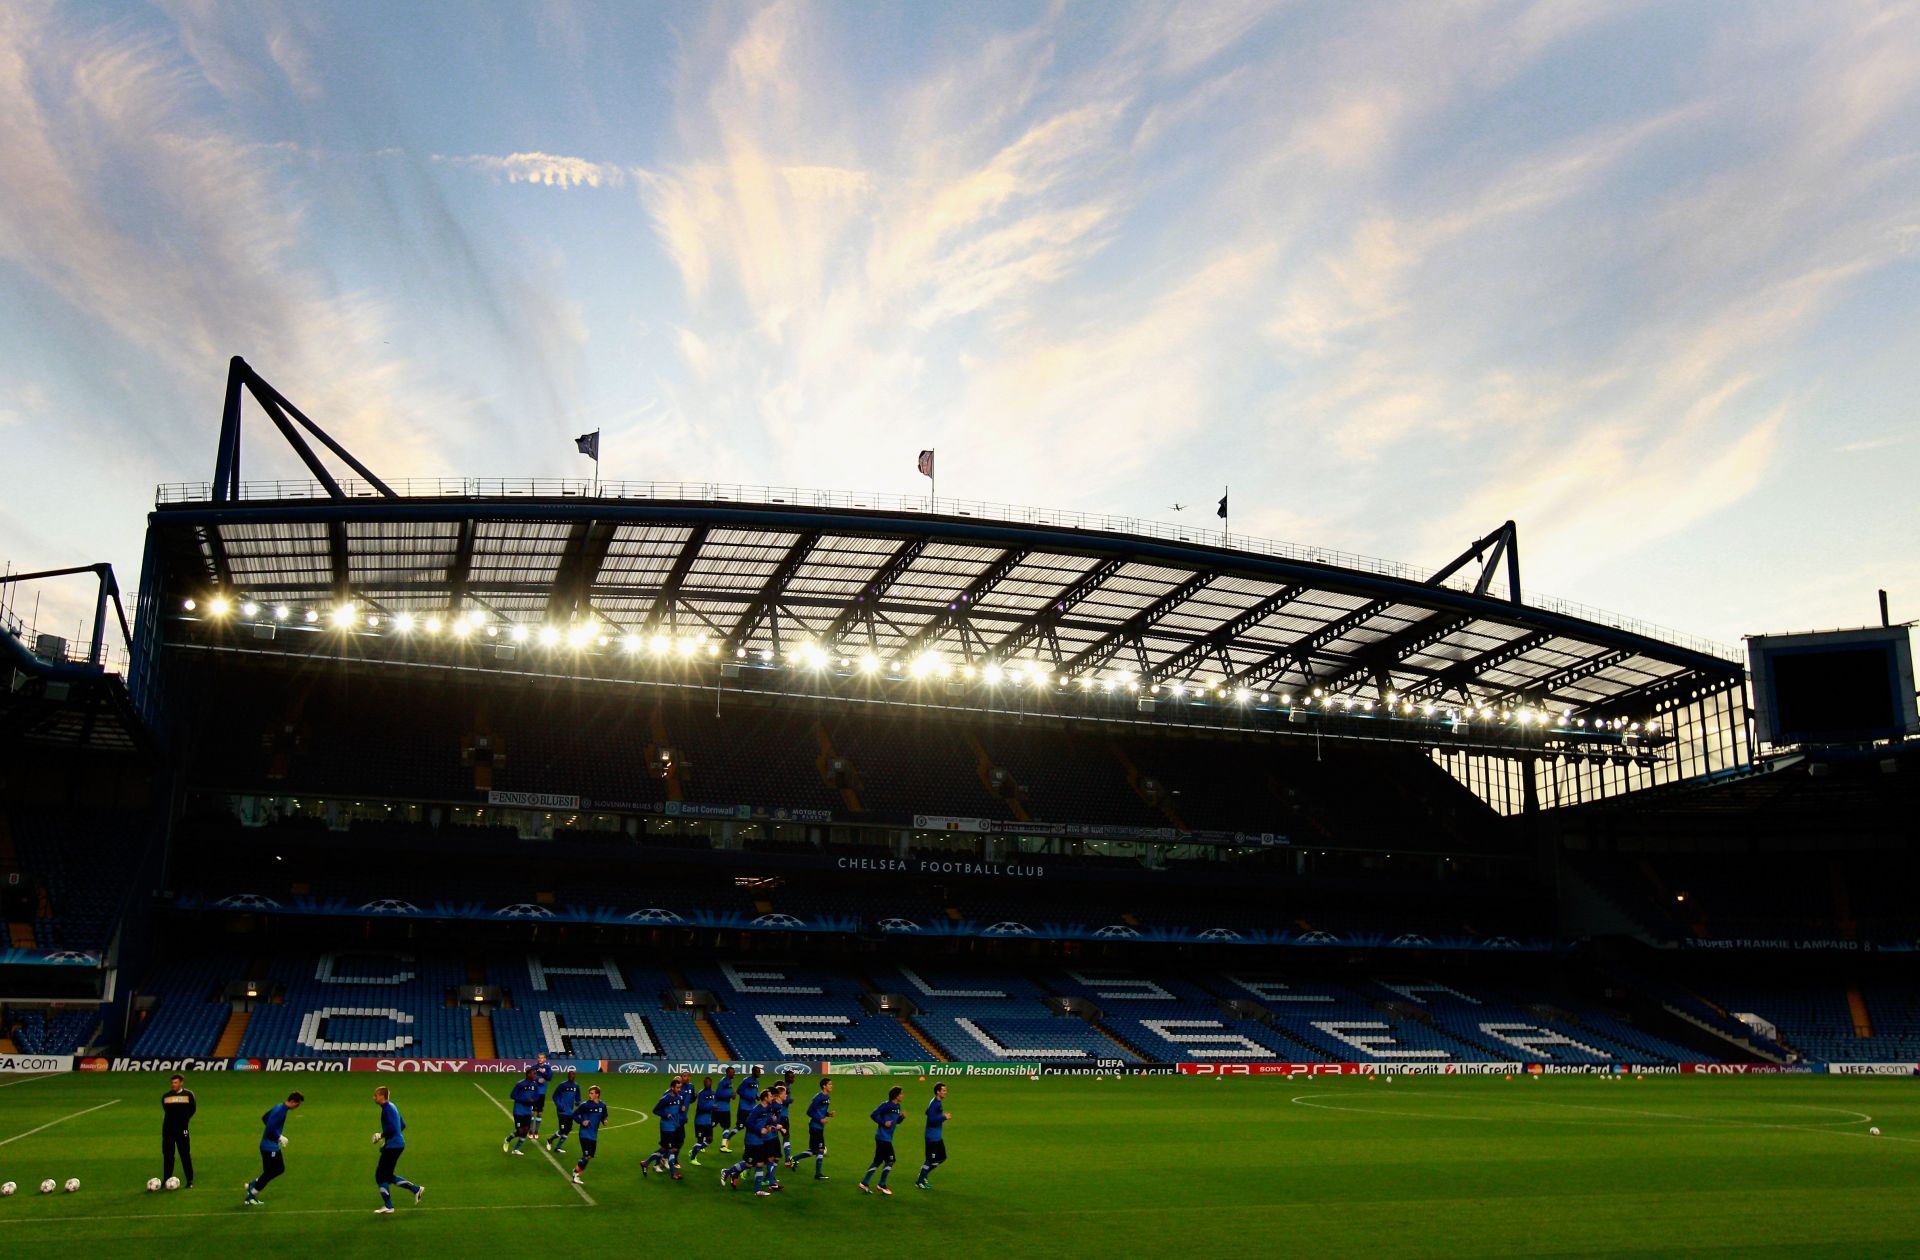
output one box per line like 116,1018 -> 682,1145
252,623 -> 276,641
721,663 -> 742,678
494,645 -> 518,662
1136,698 -> 1156,713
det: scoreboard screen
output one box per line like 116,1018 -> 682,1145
1748,626 -> 1918,747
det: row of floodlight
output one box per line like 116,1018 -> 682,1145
178,596 -> 1659,734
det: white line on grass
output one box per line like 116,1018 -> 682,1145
1289,1091 -> 1920,1144
471,1081 -> 595,1205
0,1099 -> 120,1148
603,1104 -> 653,1131
0,1072 -> 61,1089
3,1202 -> 586,1226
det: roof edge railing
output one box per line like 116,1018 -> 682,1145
152,477 -> 1739,662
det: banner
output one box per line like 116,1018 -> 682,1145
1679,1063 -> 1823,1074
831,1061 -> 1044,1077
1824,1063 -> 1917,1076
486,790 -> 581,810
913,815 -> 990,833
1178,1061 -> 1525,1076
606,1060 -> 809,1076
0,1053 -> 73,1074
348,1057 -> 602,1073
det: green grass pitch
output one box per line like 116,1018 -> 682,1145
2,1071 -> 1918,1257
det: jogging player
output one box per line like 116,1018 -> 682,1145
805,1078 -> 834,1179
160,1074 -> 196,1189
714,1068 -> 737,1152
914,1083 -> 951,1190
641,1079 -> 687,1179
503,1067 -> 540,1155
546,1070 -> 582,1154
371,1086 -> 424,1214
724,1068 -> 761,1148
570,1086 -> 609,1186
242,1091 -> 304,1205
528,1052 -> 555,1136
858,1087 -> 904,1195
689,1075 -> 718,1166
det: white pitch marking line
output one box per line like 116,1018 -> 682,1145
0,1099 -> 120,1147
602,1104 -> 653,1131
4,1202 -> 586,1225
0,1073 -> 61,1090
1290,1090 -> 1920,1144
472,1081 -> 595,1204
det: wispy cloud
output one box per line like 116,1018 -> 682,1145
436,150 -> 633,189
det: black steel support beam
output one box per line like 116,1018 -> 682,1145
447,517 -> 476,612
1313,611 -> 1476,698
547,519 -> 619,624
1404,628 -> 1554,702
643,525 -> 711,630
988,556 -> 1126,661
726,532 -> 823,648
819,537 -> 930,647
1150,584 -> 1309,682
1061,571 -> 1214,676
893,546 -> 1029,662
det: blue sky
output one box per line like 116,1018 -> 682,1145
2,0 -> 1918,652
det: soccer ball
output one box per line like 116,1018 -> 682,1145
147,1178 -> 163,1192
1871,1126 -> 1882,1136
39,1179 -> 55,1194
372,1132 -> 386,1145
64,1178 -> 80,1193
165,1177 -> 182,1191
0,1181 -> 14,1196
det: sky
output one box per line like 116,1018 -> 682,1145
2,0 -> 1918,658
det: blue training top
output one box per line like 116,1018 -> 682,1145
379,1100 -> 406,1150
925,1097 -> 947,1142
575,1100 -> 608,1140
259,1102 -> 291,1153
870,1101 -> 902,1143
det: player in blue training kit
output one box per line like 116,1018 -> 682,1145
724,1070 -> 761,1147
721,1086 -> 785,1197
528,1053 -> 555,1136
689,1076 -> 718,1166
546,1070 -> 582,1154
914,1083 -> 951,1190
805,1078 -> 835,1179
371,1085 -> 425,1214
570,1086 -> 609,1186
774,1077 -> 797,1168
503,1067 -> 541,1154
858,1087 -> 904,1195
641,1079 -> 688,1179
714,1068 -> 737,1153
243,1091 -> 304,1205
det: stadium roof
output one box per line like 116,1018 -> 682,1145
140,359 -> 1743,723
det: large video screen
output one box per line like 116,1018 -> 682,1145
1749,627 -> 1918,747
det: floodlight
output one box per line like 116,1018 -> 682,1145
394,613 -> 416,633
538,626 -> 560,647
330,604 -> 356,629
1234,689 -> 1250,703
650,634 -> 671,655
240,601 -> 260,618
983,664 -> 1004,685
182,598 -> 197,611
621,634 -> 642,653
208,597 -> 230,617
424,616 -> 442,635
859,654 -> 881,675
303,609 -> 319,624
510,624 -> 530,643
677,637 -> 698,657
273,605 -> 289,621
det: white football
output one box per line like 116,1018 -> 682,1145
278,1135 -> 288,1148
39,1179 -> 56,1194
64,1178 -> 81,1193
147,1177 -> 163,1192
1871,1126 -> 1882,1136
372,1133 -> 385,1145
0,1181 -> 14,1196
165,1176 -> 181,1191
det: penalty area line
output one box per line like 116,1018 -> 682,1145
0,1072 -> 63,1090
0,1099 -> 121,1148
472,1081 -> 595,1205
